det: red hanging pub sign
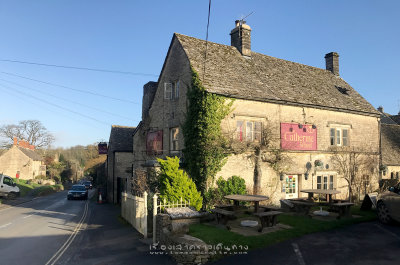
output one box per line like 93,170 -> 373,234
280,123 -> 317,151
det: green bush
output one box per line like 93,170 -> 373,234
204,175 -> 247,208
157,156 -> 203,211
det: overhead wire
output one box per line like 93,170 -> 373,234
0,78 -> 139,122
202,0 -> 212,81
0,86 -> 107,131
0,59 -> 159,77
0,83 -> 111,126
0,71 -> 141,104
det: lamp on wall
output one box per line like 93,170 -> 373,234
304,173 -> 309,180
280,173 -> 284,181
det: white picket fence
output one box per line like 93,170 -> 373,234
121,192 -> 148,238
152,194 -> 190,243
121,192 -> 190,242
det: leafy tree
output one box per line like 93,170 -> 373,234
157,156 -> 203,211
0,120 -> 54,148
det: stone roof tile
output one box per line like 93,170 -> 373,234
175,33 -> 379,116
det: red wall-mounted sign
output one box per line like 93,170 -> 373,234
280,123 -> 317,151
147,130 -> 163,155
98,143 -> 108,154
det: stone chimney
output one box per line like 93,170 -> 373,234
325,52 -> 339,76
230,20 -> 252,57
377,106 -> 384,113
142,81 -> 158,120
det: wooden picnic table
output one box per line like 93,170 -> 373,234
224,194 -> 269,213
300,189 -> 340,203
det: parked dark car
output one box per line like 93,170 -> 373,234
84,181 -> 93,190
377,182 -> 400,224
67,185 -> 88,200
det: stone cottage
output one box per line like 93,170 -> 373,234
0,138 -> 46,180
132,21 -> 381,204
106,125 -> 135,204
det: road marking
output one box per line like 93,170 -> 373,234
45,200 -> 89,265
23,214 -> 34,219
292,242 -> 306,265
0,222 -> 12,229
374,224 -> 400,240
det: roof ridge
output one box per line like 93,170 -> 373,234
175,32 -> 333,76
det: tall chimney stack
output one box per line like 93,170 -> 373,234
325,52 -> 339,76
230,20 -> 252,57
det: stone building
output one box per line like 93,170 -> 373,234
106,125 -> 135,204
133,21 -> 381,204
0,138 -> 46,180
378,106 -> 400,180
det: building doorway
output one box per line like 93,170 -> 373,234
284,175 -> 298,199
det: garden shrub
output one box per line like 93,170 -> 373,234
204,175 -> 247,208
157,156 -> 203,211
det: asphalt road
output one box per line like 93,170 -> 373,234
0,190 -> 94,265
211,221 -> 400,265
0,190 -> 174,265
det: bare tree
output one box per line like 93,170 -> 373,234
225,119 -> 291,194
0,120 -> 54,148
330,147 -> 377,202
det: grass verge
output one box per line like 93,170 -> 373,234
14,178 -> 64,197
189,206 -> 376,252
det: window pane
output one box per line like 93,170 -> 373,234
170,128 -> 179,151
254,122 -> 262,143
174,81 -> 180,99
330,128 -> 335,145
236,121 -> 244,141
317,176 -> 321,189
323,176 -> 328,189
336,129 -> 341,145
246,122 -> 253,141
342,129 -> 348,146
164,83 -> 172,99
330,175 -> 334,190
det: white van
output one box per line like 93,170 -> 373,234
0,173 -> 20,199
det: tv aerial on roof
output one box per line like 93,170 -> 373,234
239,11 -> 254,24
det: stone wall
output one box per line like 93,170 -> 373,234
132,36 -> 191,171
217,99 -> 380,204
155,214 -> 210,265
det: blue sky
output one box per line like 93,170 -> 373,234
0,0 -> 399,148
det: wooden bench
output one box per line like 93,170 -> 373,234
330,202 -> 354,219
211,208 -> 235,227
253,211 -> 283,232
290,200 -> 315,216
214,204 -> 235,211
259,205 -> 283,212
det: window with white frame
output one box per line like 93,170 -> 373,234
164,81 -> 180,100
236,120 -> 262,143
330,127 -> 349,146
170,127 -> 179,151
317,175 -> 336,190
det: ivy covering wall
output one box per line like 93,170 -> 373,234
182,68 -> 233,194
